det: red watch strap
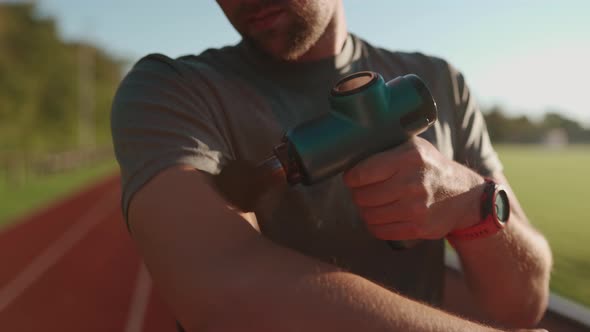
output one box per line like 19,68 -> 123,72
447,213 -> 499,242
447,178 -> 504,245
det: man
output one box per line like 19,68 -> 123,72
111,1 -> 552,331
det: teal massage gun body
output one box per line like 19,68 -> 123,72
216,71 -> 438,249
273,71 -> 437,186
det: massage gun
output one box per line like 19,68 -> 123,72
216,71 -> 438,248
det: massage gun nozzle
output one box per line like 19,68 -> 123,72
256,154 -> 287,183
269,141 -> 303,185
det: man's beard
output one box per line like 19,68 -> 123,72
249,17 -> 322,61
238,1 -> 332,61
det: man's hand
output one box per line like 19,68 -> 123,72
343,136 -> 484,241
343,137 -> 552,328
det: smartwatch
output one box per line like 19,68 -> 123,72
447,178 -> 510,244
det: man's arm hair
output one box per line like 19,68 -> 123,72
128,165 -> 504,331
437,59 -> 551,327
451,171 -> 552,327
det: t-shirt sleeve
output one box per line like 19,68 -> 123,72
448,64 -> 503,176
110,54 -> 234,224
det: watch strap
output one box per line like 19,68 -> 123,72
447,178 -> 504,245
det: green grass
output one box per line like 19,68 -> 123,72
496,144 -> 590,307
0,159 -> 118,229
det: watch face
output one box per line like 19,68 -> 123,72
495,190 -> 510,223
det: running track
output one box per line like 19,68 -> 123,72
0,174 -> 586,331
0,174 -> 177,331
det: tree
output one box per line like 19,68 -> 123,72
0,3 -> 124,155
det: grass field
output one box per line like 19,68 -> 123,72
0,159 -> 118,228
496,144 -> 590,307
0,146 -> 588,307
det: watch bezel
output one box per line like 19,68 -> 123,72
492,186 -> 510,226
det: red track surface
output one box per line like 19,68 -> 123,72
0,174 -> 586,331
0,174 -> 176,332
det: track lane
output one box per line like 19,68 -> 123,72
0,174 -> 179,331
0,203 -> 140,331
0,175 -> 120,288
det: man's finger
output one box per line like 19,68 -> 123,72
360,200 -> 427,225
343,142 -> 418,188
350,175 -> 426,208
366,221 -> 420,241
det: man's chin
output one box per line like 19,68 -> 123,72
248,40 -> 292,61
256,39 -> 312,62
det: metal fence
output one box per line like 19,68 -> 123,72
0,146 -> 115,186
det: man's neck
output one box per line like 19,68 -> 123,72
295,3 -> 347,63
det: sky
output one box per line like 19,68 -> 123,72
34,0 -> 590,126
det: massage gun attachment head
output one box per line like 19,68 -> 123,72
272,137 -> 303,186
214,156 -> 287,212
214,137 -> 301,212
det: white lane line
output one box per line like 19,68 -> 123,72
0,188 -> 118,313
124,261 -> 152,332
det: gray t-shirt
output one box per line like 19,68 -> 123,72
111,33 -> 502,306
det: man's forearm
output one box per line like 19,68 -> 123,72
130,166 -> 507,331
452,217 -> 551,327
202,235 -> 502,332
337,138 -> 551,330
451,173 -> 552,328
